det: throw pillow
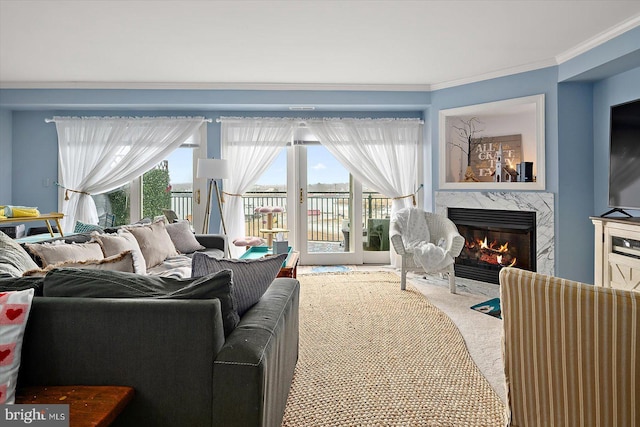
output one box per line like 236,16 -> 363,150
165,220 -> 205,254
73,221 -> 104,234
0,231 -> 40,277
191,252 -> 287,316
125,221 -> 178,269
91,229 -> 147,274
22,251 -> 135,277
24,241 -> 104,267
43,268 -> 239,336
0,288 -> 35,404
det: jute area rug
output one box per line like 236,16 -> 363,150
281,272 -> 505,427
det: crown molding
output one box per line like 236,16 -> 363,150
555,13 -> 640,64
0,81 -> 432,92
429,58 -> 557,91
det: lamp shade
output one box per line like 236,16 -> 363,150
197,158 -> 229,179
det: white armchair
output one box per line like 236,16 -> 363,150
390,209 -> 465,293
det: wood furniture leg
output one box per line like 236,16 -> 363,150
16,385 -> 134,427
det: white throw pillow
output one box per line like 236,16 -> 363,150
0,288 -> 34,404
22,251 -> 136,277
25,241 -> 104,267
91,229 -> 147,274
125,221 -> 178,269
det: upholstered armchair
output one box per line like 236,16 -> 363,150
500,267 -> 640,426
390,208 -> 465,293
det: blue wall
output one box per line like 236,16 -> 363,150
0,109 -> 11,202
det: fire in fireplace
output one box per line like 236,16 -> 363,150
448,207 -> 536,284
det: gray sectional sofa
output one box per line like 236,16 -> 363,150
1,227 -> 300,427
19,277 -> 300,427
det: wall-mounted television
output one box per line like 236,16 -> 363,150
605,98 -> 640,217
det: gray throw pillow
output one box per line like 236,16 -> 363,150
191,252 -> 287,316
0,230 -> 40,277
43,267 -> 239,336
165,220 -> 205,254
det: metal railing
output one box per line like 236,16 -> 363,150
242,191 -> 392,242
170,191 -> 193,222
170,190 -> 392,243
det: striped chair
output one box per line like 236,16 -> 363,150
500,267 -> 639,427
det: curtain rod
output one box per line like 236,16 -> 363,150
216,116 -> 424,124
45,117 -> 213,123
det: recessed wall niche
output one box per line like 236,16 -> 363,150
439,94 -> 545,190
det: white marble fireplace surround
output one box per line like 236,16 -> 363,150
435,191 -> 555,277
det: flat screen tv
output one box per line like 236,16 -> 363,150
606,98 -> 640,217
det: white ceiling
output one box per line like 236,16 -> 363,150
1,1 -> 640,90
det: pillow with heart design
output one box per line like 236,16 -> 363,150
0,288 -> 35,404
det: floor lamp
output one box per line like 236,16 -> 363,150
197,158 -> 231,257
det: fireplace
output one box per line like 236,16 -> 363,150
448,207 -> 536,284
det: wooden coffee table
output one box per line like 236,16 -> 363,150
240,247 -> 300,279
16,385 -> 134,427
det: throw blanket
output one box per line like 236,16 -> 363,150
393,207 -> 453,271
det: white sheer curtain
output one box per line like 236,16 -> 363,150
220,117 -> 295,258
306,118 -> 422,265
54,116 -> 207,232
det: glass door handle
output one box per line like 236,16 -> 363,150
196,189 -> 201,204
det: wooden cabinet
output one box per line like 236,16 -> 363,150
591,216 -> 640,292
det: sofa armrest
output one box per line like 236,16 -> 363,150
195,234 -> 228,256
389,220 -> 406,255
213,278 -> 300,427
20,297 -> 226,427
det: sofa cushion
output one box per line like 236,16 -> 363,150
165,220 -> 205,254
191,252 -> 287,316
24,241 -> 104,268
22,251 -> 135,277
126,221 -> 178,269
0,288 -> 34,404
0,277 -> 44,296
42,268 -> 239,336
0,231 -> 39,277
91,229 -> 147,274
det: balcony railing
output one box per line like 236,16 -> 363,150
243,191 -> 392,242
170,191 -> 193,222
170,190 -> 392,243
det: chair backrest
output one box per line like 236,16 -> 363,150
162,209 -> 179,223
500,267 -> 640,426
98,212 -> 116,228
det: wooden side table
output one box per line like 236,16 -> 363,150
277,251 -> 299,278
16,385 -> 134,427
0,212 -> 64,237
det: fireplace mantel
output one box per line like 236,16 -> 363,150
435,191 -> 554,277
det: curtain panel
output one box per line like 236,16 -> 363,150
219,117 -> 296,258
54,116 -> 207,232
305,118 -> 423,265
305,118 -> 422,212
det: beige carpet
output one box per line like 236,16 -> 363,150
281,271 -> 505,427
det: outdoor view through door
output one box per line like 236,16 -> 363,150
245,144 -> 392,265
